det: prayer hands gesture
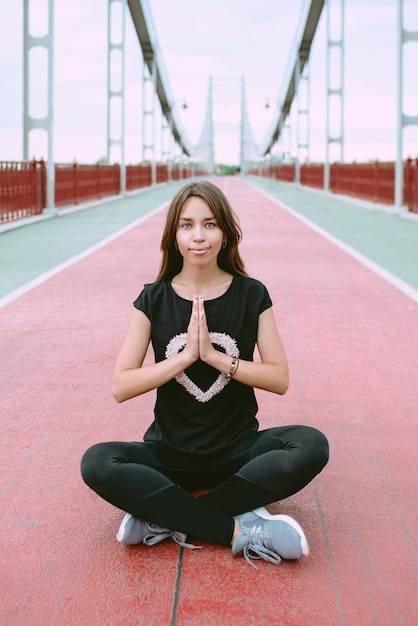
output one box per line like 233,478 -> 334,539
184,295 -> 214,365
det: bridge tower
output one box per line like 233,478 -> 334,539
107,0 -> 127,193
395,0 -> 418,210
210,76 -> 244,167
23,0 -> 55,211
324,0 -> 345,192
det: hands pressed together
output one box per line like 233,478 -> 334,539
184,295 -> 216,366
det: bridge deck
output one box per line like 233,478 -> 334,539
1,178 -> 417,625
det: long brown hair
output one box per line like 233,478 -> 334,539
155,180 -> 248,281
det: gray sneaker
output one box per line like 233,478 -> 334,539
232,507 -> 309,568
116,512 -> 200,549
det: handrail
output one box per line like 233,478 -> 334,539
0,160 -> 207,224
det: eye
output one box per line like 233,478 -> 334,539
180,222 -> 192,229
205,222 -> 216,228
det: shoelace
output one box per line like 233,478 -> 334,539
243,524 -> 282,569
143,525 -> 201,550
171,531 -> 202,550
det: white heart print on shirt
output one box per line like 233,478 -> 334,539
165,332 -> 239,403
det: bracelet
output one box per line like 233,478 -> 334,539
224,355 -> 238,380
231,357 -> 239,378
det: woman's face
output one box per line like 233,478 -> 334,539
175,196 -> 225,268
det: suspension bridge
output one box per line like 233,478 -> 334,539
1,0 -> 418,220
1,1 -> 418,625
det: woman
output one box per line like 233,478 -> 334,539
81,180 -> 329,567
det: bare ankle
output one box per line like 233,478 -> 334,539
230,518 -> 241,545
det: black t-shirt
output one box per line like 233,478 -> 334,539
133,275 -> 273,455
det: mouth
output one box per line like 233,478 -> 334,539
190,248 -> 209,255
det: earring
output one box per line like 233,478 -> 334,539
175,242 -> 179,251
222,240 -> 227,248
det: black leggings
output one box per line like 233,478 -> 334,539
81,425 -> 329,546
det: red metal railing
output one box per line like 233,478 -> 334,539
300,163 -> 323,189
329,161 -> 395,205
55,162 -> 120,207
403,158 -> 418,213
276,164 -> 296,183
170,164 -> 184,180
156,163 -> 168,184
251,158 -> 418,213
0,160 -> 196,224
1,158 -> 416,225
0,160 -> 46,223
126,163 -> 152,191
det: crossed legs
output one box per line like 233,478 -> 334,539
81,425 -> 329,546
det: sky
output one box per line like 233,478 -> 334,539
0,0 -> 417,166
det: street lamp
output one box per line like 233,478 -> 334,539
170,99 -> 188,112
264,97 -> 279,110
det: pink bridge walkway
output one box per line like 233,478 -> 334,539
1,177 -> 417,625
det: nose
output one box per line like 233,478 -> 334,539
193,225 -> 205,240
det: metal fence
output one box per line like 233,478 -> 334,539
0,160 -> 46,223
0,160 -> 204,224
249,158 -> 418,213
55,163 -> 120,207
2,159 -> 417,224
